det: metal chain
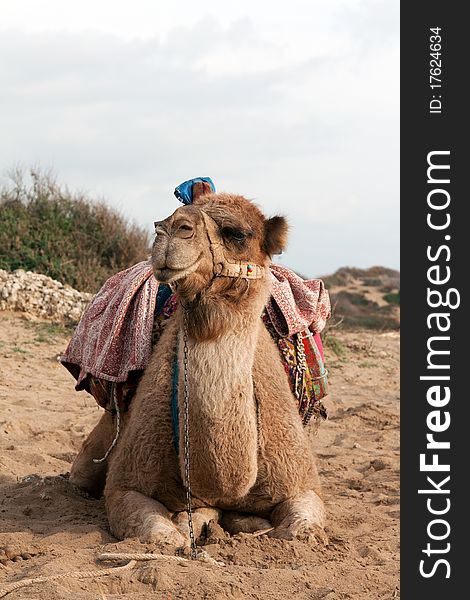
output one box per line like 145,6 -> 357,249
294,332 -> 307,405
182,307 -> 197,559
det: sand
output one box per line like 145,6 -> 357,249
0,311 -> 399,599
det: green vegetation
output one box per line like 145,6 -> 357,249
24,320 -> 74,343
328,291 -> 398,330
0,169 -> 150,292
11,346 -> 28,354
358,360 -> 378,369
383,291 -> 400,305
325,335 -> 347,358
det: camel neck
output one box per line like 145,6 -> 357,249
176,293 -> 266,502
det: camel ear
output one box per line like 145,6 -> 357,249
263,215 -> 288,256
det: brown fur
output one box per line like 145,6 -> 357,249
263,215 -> 289,257
69,411 -> 116,497
191,180 -> 213,201
71,193 -> 326,545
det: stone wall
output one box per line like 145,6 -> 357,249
0,269 -> 92,323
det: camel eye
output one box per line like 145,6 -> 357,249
221,227 -> 247,242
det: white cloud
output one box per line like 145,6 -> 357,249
0,1 -> 399,276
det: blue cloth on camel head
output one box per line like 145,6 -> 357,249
174,177 -> 216,205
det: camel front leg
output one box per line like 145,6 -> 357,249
106,489 -> 186,546
70,410 -> 115,497
269,490 -> 328,544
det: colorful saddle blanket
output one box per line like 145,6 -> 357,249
62,262 -> 330,427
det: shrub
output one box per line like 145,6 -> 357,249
383,291 -> 400,305
0,169 -> 150,292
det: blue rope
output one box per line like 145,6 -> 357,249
155,284 -> 180,453
171,343 -> 180,454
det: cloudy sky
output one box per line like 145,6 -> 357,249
0,0 -> 399,277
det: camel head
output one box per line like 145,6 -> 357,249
152,191 -> 289,304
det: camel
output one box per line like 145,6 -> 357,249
69,184 -> 327,546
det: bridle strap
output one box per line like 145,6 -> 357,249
200,212 -> 265,280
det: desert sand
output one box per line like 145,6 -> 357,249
0,311 -> 399,599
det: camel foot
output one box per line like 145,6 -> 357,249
107,491 -> 187,547
269,522 -> 328,545
269,490 -> 327,544
222,511 -> 272,535
140,514 -> 187,546
173,508 -> 222,543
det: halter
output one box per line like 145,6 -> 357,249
200,211 -> 266,280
